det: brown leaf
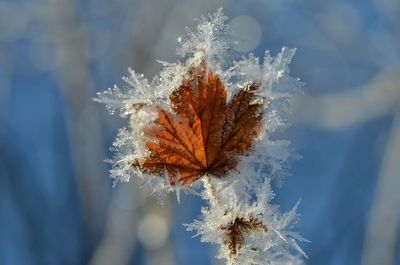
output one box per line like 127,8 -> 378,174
135,62 -> 263,185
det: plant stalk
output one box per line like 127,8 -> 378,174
202,174 -> 220,207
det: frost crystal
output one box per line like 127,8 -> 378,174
95,8 -> 305,265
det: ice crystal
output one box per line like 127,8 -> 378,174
187,177 -> 307,265
95,8 -> 305,265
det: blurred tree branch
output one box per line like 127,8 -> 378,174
293,64 -> 400,265
48,0 -> 108,232
292,64 -> 400,129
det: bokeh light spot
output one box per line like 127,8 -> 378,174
137,213 -> 169,249
229,15 -> 262,53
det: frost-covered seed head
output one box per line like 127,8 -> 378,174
221,215 -> 268,257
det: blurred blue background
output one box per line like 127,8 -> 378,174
1,0 -> 399,265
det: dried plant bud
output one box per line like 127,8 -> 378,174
221,215 -> 268,257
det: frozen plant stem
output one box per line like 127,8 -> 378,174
202,173 -> 220,207
95,9 -> 307,265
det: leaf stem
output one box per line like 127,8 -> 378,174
202,174 -> 220,207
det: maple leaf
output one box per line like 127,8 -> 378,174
135,62 -> 264,185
